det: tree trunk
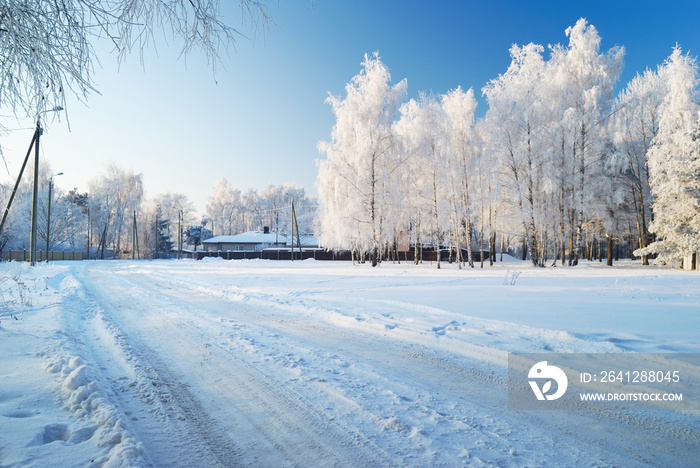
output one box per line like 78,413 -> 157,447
527,217 -> 538,267
568,231 -> 574,266
488,205 -> 494,266
572,130 -> 585,266
459,148 -> 474,268
480,207 -> 484,268
414,218 -> 420,265
465,220 -> 474,268
433,171 -> 440,270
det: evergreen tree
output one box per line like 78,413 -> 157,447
184,225 -> 213,252
154,208 -> 173,259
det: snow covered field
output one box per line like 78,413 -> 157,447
0,257 -> 698,467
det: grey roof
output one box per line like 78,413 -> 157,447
202,230 -> 289,244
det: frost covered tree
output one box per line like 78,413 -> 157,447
153,192 -> 195,238
315,19 -> 696,268
0,158 -> 49,252
255,183 -> 316,236
60,189 -> 90,253
317,52 -> 407,266
205,179 -> 317,237
396,93 -> 455,268
441,86 -> 479,267
483,20 -> 623,266
88,163 -> 143,258
548,19 -> 624,265
206,178 -> 245,236
636,47 -> 700,265
483,43 -> 551,267
0,0 -> 270,119
613,68 -> 666,264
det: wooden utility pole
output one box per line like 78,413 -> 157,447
293,201 -> 302,260
29,120 -> 41,265
0,130 -> 38,239
87,206 -> 90,260
154,210 -> 159,259
45,178 -> 53,262
132,210 -> 140,259
290,200 -> 303,261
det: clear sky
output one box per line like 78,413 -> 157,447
2,0 -> 699,216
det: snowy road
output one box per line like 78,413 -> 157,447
1,259 -> 699,466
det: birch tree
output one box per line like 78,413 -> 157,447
549,19 -> 624,264
442,87 -> 478,267
483,43 -> 550,266
206,178 -> 245,236
613,68 -> 665,264
88,163 -> 143,258
317,52 -> 407,266
395,94 -> 450,268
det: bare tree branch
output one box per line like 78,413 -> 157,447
0,0 -> 270,118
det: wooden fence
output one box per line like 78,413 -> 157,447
1,250 -> 83,262
195,249 -> 492,263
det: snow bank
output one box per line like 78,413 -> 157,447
0,262 -> 145,467
43,353 -> 145,467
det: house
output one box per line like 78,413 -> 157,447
286,234 -> 320,249
201,227 -> 288,252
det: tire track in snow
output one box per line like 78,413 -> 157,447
100,265 -> 597,465
74,263 -> 397,467
68,264 -> 245,467
125,262 -> 700,467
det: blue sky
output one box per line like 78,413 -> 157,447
2,1 -> 699,215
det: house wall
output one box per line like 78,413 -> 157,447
203,243 -> 272,252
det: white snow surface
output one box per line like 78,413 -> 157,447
0,257 -> 698,467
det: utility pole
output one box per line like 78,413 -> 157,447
178,210 -> 182,259
46,178 -> 52,261
132,210 -> 138,259
134,210 -> 140,259
87,206 -> 91,260
0,130 -> 38,239
154,209 -> 159,259
291,199 -> 302,261
29,107 -> 63,265
29,119 -> 41,265
45,172 -> 63,262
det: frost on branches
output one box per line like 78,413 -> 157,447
317,52 -> 407,266
317,19 -> 699,268
613,66 -> 666,265
635,47 -> 700,265
0,0 -> 269,118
